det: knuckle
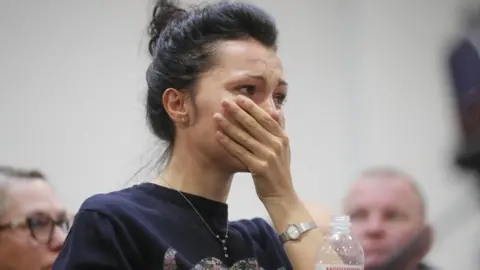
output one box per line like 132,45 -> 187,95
265,150 -> 277,162
245,118 -> 257,129
238,146 -> 248,156
220,116 -> 230,127
271,140 -> 283,155
263,114 -> 275,126
272,135 -> 289,154
239,134 -> 250,145
255,161 -> 269,173
280,134 -> 289,147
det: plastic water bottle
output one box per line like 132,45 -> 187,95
315,215 -> 364,270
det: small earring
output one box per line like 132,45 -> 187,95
181,117 -> 187,122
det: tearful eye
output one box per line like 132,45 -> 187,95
235,85 -> 256,96
274,93 -> 287,107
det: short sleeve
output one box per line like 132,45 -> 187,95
53,210 -> 137,270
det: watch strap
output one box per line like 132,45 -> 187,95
279,221 -> 317,243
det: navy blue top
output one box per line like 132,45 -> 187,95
53,183 -> 291,269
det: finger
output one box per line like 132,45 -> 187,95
233,96 -> 284,136
221,99 -> 272,143
270,109 -> 286,130
214,113 -> 269,157
215,130 -> 262,171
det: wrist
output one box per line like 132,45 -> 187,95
260,191 -> 299,209
263,194 -> 316,233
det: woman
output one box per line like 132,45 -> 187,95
53,0 -> 326,269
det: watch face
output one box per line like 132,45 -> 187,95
286,224 -> 301,239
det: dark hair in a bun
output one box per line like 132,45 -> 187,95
145,0 -> 278,160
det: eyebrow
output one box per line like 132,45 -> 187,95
244,74 -> 288,88
27,210 -> 68,218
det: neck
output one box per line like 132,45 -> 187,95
156,146 -> 234,203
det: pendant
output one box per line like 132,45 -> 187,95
217,234 -> 229,258
223,244 -> 229,258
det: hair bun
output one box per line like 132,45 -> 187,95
148,0 -> 185,57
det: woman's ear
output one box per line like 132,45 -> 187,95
162,89 -> 194,125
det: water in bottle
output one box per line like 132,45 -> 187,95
315,215 -> 364,270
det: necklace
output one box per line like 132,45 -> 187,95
158,176 -> 230,259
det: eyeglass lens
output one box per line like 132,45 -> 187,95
27,213 -> 70,244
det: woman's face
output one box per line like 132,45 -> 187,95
184,38 -> 287,173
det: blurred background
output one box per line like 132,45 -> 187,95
1,0 -> 479,268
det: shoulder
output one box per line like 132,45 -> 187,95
77,184 -> 162,225
80,186 -> 140,216
53,187 -> 149,269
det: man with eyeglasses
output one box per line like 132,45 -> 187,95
0,166 -> 70,270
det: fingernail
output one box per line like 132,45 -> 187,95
213,113 -> 223,120
236,95 -> 247,104
221,99 -> 230,107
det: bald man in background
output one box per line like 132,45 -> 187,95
344,167 -> 435,270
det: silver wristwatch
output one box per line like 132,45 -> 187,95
279,221 -> 317,243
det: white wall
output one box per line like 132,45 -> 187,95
0,0 -> 478,268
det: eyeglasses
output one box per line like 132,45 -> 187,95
0,212 -> 71,245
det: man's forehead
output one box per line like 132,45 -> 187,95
351,175 -> 414,192
345,177 -> 423,210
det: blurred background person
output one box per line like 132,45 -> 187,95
0,166 -> 69,270
344,167 -> 435,270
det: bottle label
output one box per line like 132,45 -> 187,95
315,265 -> 363,270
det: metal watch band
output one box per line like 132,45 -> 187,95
279,221 -> 317,244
